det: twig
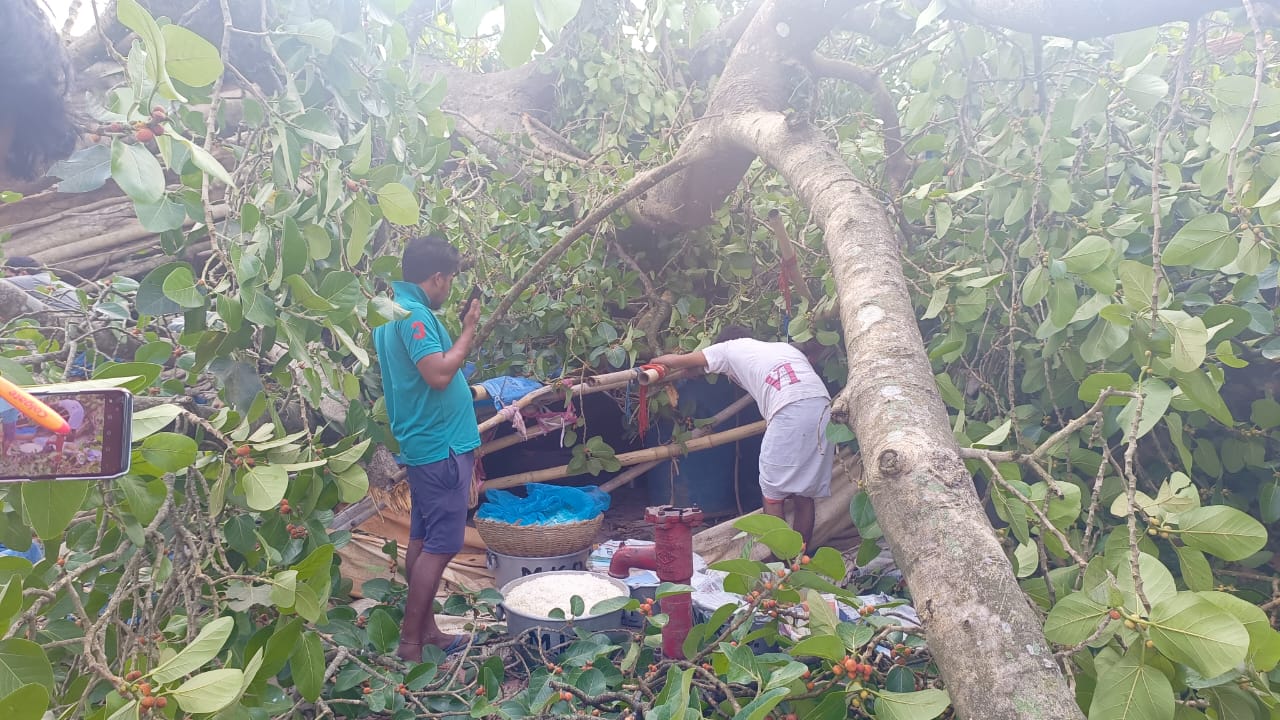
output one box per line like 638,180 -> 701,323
978,455 -> 1088,569
475,151 -> 707,346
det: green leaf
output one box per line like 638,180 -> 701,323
1021,265 -> 1049,306
0,676 -> 46,717
0,640 -> 54,697
790,634 -> 844,662
111,140 -> 166,204
294,110 -> 343,149
141,432 -> 198,472
808,546 -> 846,580
1048,279 -> 1077,329
118,475 -> 166,525
872,689 -> 952,720
758,528 -> 803,559
1078,372 -> 1134,404
1158,310 -> 1208,373
1124,73 -> 1169,111
327,439 -> 371,473
291,631 -> 325,701
497,0 -> 539,68
116,0 -> 183,100
1059,235 -> 1111,274
21,481 -> 89,540
1147,592 -> 1248,678
296,19 -> 337,53
588,595 -> 636,615
375,182 -> 419,226
1087,645 -> 1174,720
242,464 -> 289,512
1259,480 -> 1280,525
284,275 -> 337,311
367,609 -> 398,653
1198,590 -> 1280,671
453,0 -> 498,37
160,25 -> 224,87
136,262 -> 186,315
971,419 -> 1011,447
735,687 -> 789,720
1043,591 -> 1110,645
170,135 -> 234,186
1174,505 -> 1267,561
1072,84 -> 1108,129
732,514 -> 791,537
333,465 -> 369,503
1173,545 -> 1213,592
160,265 -> 206,309
172,668 -> 243,715
0,577 -> 22,632
47,144 -> 112,193
133,196 -> 187,233
535,0 -> 582,33
152,616 -> 234,683
0,683 -> 49,720
1119,260 -> 1157,311
1171,369 -> 1234,426
1118,380 -> 1172,441
1163,214 -> 1237,270
92,361 -> 162,393
1250,398 -> 1280,428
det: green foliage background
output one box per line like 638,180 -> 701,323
0,0 -> 1277,718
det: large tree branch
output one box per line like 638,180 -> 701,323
629,0 -> 863,233
947,0 -> 1255,39
728,112 -> 1085,720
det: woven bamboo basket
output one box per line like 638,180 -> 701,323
474,514 -> 603,558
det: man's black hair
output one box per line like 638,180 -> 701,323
0,0 -> 79,180
715,325 -> 753,344
3,256 -> 41,269
402,235 -> 460,284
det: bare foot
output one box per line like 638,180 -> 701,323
423,633 -> 469,655
395,640 -> 423,662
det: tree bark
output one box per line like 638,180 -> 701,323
731,113 -> 1083,718
629,0 -> 858,233
623,0 -> 1086,715
947,0 -> 1250,39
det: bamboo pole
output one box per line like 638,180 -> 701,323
597,393 -> 758,494
481,420 -> 767,491
476,366 -> 688,434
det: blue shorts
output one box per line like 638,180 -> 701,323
406,450 -> 474,555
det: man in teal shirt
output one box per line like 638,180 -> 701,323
374,235 -> 481,661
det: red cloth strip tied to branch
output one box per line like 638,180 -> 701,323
636,364 -> 668,444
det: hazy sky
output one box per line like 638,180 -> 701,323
43,0 -> 95,36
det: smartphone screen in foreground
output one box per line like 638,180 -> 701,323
0,389 -> 133,482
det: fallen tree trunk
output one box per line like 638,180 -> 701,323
618,0 -> 1087,715
731,112 -> 1083,718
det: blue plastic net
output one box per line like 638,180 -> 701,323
476,484 -> 611,526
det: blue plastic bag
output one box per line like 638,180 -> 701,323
477,484 -> 610,526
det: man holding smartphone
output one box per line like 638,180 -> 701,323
373,235 -> 481,662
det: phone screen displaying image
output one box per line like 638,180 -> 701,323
0,389 -> 132,482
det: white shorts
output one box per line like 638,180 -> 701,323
759,397 -> 834,501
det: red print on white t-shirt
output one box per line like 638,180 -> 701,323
764,362 -> 800,391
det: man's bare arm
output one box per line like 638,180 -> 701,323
647,350 -> 708,372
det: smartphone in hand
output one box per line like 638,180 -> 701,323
459,286 -> 483,324
0,388 -> 132,482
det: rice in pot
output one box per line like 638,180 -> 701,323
503,572 -> 626,619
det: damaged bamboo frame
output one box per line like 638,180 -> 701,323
475,365 -> 690,434
482,420 -> 767,491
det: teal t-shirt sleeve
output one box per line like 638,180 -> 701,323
398,307 -> 444,363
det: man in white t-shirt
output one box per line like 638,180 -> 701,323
647,326 -> 835,547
